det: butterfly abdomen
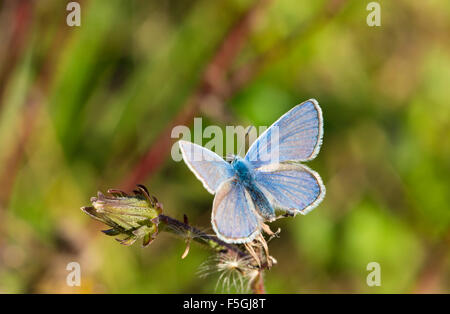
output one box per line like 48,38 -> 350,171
246,185 -> 275,221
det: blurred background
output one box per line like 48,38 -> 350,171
0,0 -> 449,293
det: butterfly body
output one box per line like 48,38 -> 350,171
231,156 -> 275,221
231,156 -> 254,184
179,99 -> 325,244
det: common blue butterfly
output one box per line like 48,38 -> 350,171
179,99 -> 325,244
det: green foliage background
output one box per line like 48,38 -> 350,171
0,0 -> 449,293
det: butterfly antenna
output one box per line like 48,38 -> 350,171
237,125 -> 255,157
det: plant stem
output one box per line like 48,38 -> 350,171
251,271 -> 266,294
158,214 -> 249,259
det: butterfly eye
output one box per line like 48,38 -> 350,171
225,154 -> 235,163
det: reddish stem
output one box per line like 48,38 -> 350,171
120,0 -> 273,190
251,271 -> 266,294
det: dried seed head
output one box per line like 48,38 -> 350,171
198,252 -> 257,293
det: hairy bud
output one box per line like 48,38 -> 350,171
81,185 -> 163,247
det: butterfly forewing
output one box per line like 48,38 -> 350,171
179,140 -> 234,194
245,99 -> 323,168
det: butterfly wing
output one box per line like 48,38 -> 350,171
245,99 -> 323,168
254,163 -> 325,215
212,178 -> 262,243
179,140 -> 234,194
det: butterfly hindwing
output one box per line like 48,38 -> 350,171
245,99 -> 323,168
254,163 -> 325,215
212,178 -> 262,243
179,140 -> 234,194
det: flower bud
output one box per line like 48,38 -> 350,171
81,185 -> 162,247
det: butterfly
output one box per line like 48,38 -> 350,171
179,99 -> 325,244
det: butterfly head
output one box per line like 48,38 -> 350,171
229,154 -> 243,165
225,154 -> 236,163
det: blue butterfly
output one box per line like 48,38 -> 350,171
179,99 -> 325,244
